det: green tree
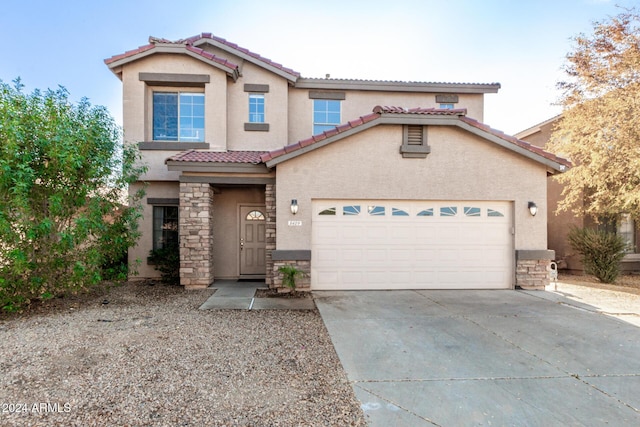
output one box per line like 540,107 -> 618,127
0,79 -> 146,311
548,8 -> 640,219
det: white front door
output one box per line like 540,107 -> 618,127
311,200 -> 513,290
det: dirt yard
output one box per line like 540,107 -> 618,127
0,281 -> 366,427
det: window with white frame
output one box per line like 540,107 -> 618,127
249,94 -> 265,123
153,206 -> 179,250
313,99 -> 341,135
153,92 -> 204,142
439,103 -> 454,109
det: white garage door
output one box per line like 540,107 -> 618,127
311,200 -> 513,290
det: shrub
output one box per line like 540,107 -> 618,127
149,242 -> 180,285
567,226 -> 628,283
0,79 -> 146,312
278,265 -> 306,291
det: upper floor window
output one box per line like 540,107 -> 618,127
249,94 -> 265,123
313,99 -> 341,135
439,103 -> 454,109
153,92 -> 204,142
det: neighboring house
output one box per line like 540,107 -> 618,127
105,33 -> 570,291
516,116 -> 640,273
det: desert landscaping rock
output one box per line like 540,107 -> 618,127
0,282 -> 366,426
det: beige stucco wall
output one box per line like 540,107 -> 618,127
274,124 -> 548,251
121,54 -> 229,181
128,181 -> 180,278
227,61 -> 289,151
287,91 -> 485,143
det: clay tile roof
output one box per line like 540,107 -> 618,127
373,106 -> 467,115
459,116 -> 572,168
105,33 -> 299,78
260,106 -> 571,170
180,33 -> 300,78
166,150 -> 267,164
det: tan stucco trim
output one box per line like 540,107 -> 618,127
167,162 -> 270,174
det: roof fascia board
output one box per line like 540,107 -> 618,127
167,162 -> 269,173
455,121 -> 567,173
295,79 -> 500,94
193,39 -> 298,83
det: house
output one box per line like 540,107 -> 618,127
105,33 -> 570,291
517,116 -> 640,273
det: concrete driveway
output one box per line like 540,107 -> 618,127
314,290 -> 640,426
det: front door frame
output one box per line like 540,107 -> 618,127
238,203 -> 267,279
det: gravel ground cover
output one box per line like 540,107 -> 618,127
0,281 -> 366,426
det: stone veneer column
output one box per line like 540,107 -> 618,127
265,183 -> 276,288
179,182 -> 214,289
515,250 -> 555,290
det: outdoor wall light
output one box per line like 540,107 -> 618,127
290,199 -> 299,215
528,201 -> 538,217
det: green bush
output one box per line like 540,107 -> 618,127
567,226 -> 628,283
149,242 -> 180,285
0,80 -> 146,312
278,265 -> 306,291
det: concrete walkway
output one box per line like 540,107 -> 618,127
199,280 -> 315,310
315,289 -> 640,426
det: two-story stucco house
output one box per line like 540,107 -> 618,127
105,33 -> 570,291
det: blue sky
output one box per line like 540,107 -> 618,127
0,0 -> 635,135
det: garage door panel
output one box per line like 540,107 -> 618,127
311,200 -> 513,290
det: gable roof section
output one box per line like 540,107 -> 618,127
260,106 -> 571,174
105,33 -> 300,82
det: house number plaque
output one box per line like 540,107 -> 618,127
288,220 -> 302,226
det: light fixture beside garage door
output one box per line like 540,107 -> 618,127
291,199 -> 299,215
528,201 -> 538,216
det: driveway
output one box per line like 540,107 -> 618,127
314,289 -> 640,426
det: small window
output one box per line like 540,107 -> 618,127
313,99 -> 341,135
343,205 -> 361,216
153,206 -> 179,250
368,206 -> 386,216
319,207 -> 336,216
153,92 -> 204,142
392,208 -> 409,216
440,206 -> 458,217
417,208 -> 434,217
618,214 -> 636,253
246,210 -> 265,221
488,209 -> 504,217
439,103 -> 454,109
464,207 -> 481,217
249,94 -> 265,123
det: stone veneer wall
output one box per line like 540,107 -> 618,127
265,184 -> 276,287
516,250 -> 555,290
179,182 -> 214,289
271,259 -> 311,292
